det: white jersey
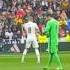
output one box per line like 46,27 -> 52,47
23,21 -> 39,37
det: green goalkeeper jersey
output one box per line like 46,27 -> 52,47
45,18 -> 59,53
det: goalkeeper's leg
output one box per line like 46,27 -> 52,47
43,53 -> 54,70
53,53 -> 63,70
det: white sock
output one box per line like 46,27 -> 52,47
35,48 -> 40,63
21,49 -> 27,63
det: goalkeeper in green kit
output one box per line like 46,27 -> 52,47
43,13 -> 63,70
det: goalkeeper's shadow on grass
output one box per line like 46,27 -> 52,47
43,67 -> 64,70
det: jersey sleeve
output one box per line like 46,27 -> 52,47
22,23 -> 26,31
22,24 -> 27,34
35,23 -> 39,29
35,23 -> 39,33
45,21 -> 51,36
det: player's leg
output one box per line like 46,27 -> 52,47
47,53 -> 54,67
43,53 -> 54,70
35,48 -> 40,63
33,39 -> 40,63
21,39 -> 31,63
53,53 -> 63,70
21,48 -> 28,63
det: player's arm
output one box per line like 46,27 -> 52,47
22,24 -> 24,33
44,21 -> 51,37
35,24 -> 40,34
22,24 -> 27,38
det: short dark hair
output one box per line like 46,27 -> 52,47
46,13 -> 53,17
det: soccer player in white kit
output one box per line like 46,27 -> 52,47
21,17 -> 40,63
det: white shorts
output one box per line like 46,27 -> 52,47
25,36 -> 39,49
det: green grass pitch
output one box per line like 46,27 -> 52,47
0,52 -> 70,70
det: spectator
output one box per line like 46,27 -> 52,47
60,0 -> 69,10
0,0 -> 69,41
0,0 -> 3,12
65,31 -> 70,42
48,7 -> 53,14
0,22 -> 4,38
66,19 -> 70,33
60,10 -> 67,20
5,28 -> 13,40
16,7 -> 26,18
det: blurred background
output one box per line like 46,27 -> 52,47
0,0 -> 70,53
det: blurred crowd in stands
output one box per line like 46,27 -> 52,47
0,0 -> 70,42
